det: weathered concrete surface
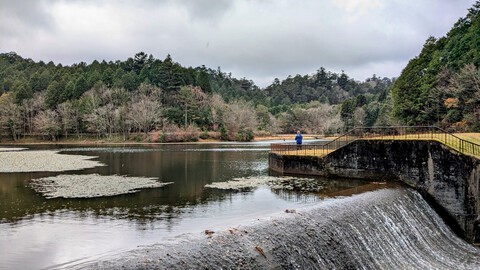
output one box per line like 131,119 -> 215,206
269,153 -> 325,176
269,140 -> 480,243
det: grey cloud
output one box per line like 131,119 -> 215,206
179,0 -> 234,22
0,0 -> 477,87
0,0 -> 54,38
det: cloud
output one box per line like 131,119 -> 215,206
179,0 -> 234,22
0,0 -> 476,87
331,0 -> 383,20
0,0 -> 53,39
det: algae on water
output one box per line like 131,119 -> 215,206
204,176 -> 323,192
30,174 -> 173,198
0,150 -> 104,172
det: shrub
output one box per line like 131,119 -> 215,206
199,129 -> 209,140
236,129 -> 254,142
220,124 -> 228,141
154,123 -> 200,142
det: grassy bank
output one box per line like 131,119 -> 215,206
0,133 -> 327,145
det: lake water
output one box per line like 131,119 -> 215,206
0,142 -> 382,270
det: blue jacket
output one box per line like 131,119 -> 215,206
295,133 -> 303,144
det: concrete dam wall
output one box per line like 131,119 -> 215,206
269,140 -> 480,243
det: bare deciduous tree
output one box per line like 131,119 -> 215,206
34,109 -> 61,141
301,103 -> 344,134
21,92 -> 46,136
353,107 -> 366,127
304,104 -> 332,134
267,114 -> 281,134
210,93 -> 226,131
82,88 -> 103,112
128,95 -> 162,134
137,83 -> 162,102
223,100 -> 257,139
114,105 -> 131,140
84,106 -> 109,138
0,94 -> 23,140
57,101 -> 76,138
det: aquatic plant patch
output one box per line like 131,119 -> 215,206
0,150 -> 104,172
204,176 -> 278,191
30,174 -> 173,198
205,176 -> 323,192
268,178 -> 326,192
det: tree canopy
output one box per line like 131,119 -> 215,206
392,1 -> 480,130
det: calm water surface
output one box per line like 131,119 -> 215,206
0,142 -> 380,269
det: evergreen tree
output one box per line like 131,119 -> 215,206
45,81 -> 61,108
60,80 -> 75,103
102,67 -> 114,87
13,79 -> 32,104
392,1 -> 480,127
73,75 -> 89,99
196,70 -> 212,93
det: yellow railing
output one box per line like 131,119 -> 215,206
270,126 -> 480,158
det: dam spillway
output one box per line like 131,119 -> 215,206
270,139 -> 480,244
83,187 -> 480,269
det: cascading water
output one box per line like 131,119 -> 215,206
81,187 -> 480,269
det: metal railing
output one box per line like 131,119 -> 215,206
270,126 -> 480,158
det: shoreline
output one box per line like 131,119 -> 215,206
0,134 -> 330,146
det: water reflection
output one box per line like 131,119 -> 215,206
1,144 -> 268,222
0,143 -> 387,269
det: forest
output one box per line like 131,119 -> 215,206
0,1 -> 479,142
0,50 -> 391,142
392,1 -> 480,131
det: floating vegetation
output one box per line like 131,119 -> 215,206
59,147 -> 158,153
205,176 -> 324,192
0,150 -> 104,172
269,178 -> 326,192
205,176 -> 279,191
30,174 -> 173,199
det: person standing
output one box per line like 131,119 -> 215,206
295,130 -> 303,150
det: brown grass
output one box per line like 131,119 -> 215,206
455,133 -> 480,144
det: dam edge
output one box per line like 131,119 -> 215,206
269,139 -> 480,244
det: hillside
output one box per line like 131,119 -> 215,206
0,49 -> 395,142
392,1 -> 480,131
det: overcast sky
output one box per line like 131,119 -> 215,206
0,0 -> 476,87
